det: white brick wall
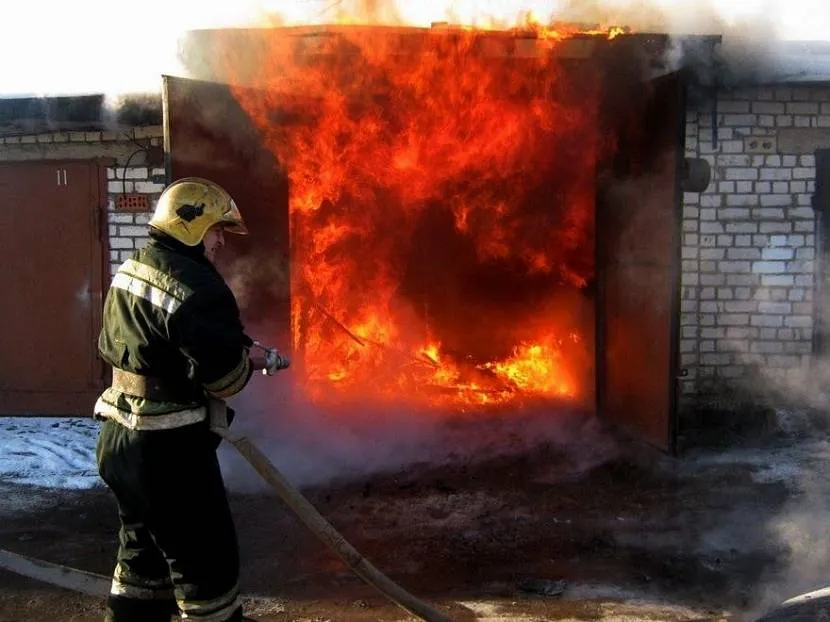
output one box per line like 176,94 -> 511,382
106,165 -> 165,275
681,85 -> 828,405
0,127 -> 163,162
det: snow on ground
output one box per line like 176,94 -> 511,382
0,417 -> 101,490
0,411 -> 612,495
1,413 -> 830,493
3,412 -> 830,614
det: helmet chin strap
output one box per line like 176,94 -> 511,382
202,226 -> 225,263
204,244 -> 218,263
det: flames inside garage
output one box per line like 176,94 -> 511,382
169,25 -> 714,452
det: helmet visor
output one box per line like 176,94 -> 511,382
221,200 -> 248,235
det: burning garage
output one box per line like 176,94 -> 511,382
2,22 -> 829,455
4,10 -> 830,622
164,24 -> 721,454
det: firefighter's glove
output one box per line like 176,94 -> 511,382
263,348 -> 290,376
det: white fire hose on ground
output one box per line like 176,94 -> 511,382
210,344 -> 454,622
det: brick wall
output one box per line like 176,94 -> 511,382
106,166 -> 165,276
681,85 -> 830,410
5,103 -> 830,417
0,126 -> 162,163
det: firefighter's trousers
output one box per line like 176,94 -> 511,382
96,419 -> 242,622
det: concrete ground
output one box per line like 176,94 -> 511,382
1,409 -> 829,621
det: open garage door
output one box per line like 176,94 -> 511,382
596,71 -> 685,453
163,75 -> 291,348
165,34 -> 688,450
0,161 -> 108,414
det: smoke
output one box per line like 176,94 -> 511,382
399,0 -> 827,87
100,93 -> 164,132
298,0 -> 827,43
224,255 -> 289,313
688,284 -> 830,616
730,440 -> 830,619
219,376 -> 619,491
162,7 -> 830,616
761,479 -> 830,611
2,0 -> 827,98
0,0 -> 820,130
220,274 -> 602,492
168,1 -> 830,129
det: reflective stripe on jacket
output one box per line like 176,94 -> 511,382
95,232 -> 253,428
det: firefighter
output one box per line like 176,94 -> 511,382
93,177 -> 288,622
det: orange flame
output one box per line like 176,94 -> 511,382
217,22 -> 616,412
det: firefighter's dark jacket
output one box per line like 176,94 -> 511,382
94,229 -> 253,429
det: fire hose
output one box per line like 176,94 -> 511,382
212,344 -> 454,622
0,347 -> 452,621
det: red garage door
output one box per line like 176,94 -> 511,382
596,72 -> 685,453
0,161 -> 108,415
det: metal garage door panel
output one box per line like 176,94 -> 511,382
596,72 -> 684,453
0,161 -> 106,414
163,75 -> 291,346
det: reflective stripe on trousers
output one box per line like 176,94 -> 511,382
97,419 -> 241,622
179,584 -> 241,621
110,579 -> 175,601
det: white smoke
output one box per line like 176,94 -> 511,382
219,375 -> 620,491
1,0 -> 828,96
198,0 -> 828,496
708,282 -> 830,615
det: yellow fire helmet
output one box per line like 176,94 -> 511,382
149,177 -> 248,246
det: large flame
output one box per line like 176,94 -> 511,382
216,22 -> 617,411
